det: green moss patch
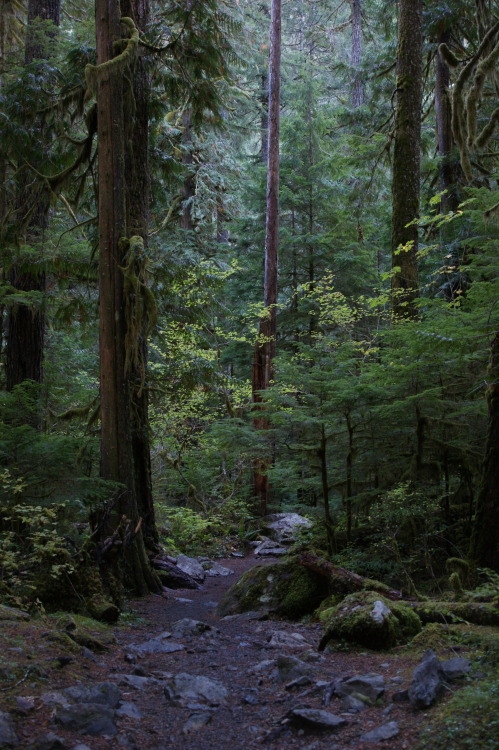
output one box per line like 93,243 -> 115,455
217,558 -> 330,618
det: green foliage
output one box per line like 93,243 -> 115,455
417,675 -> 499,750
157,499 -> 252,557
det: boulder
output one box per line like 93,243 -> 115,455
262,513 -> 313,545
319,591 -> 421,651
217,558 -> 330,619
175,554 -> 206,582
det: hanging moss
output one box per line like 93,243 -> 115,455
84,17 -> 139,102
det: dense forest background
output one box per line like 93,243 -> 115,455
0,0 -> 498,612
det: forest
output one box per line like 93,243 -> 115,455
0,0 -> 498,629
0,0 -> 498,747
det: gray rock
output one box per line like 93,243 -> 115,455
263,513 -> 313,544
30,733 -> 67,749
0,712 -> 18,747
285,676 -> 313,690
130,635 -> 184,655
254,539 -> 288,556
247,659 -> 276,676
0,605 -> 29,622
72,745 -> 92,750
440,657 -> 471,681
289,708 -> 348,730
116,702 -> 142,719
164,673 -> 229,706
277,655 -> 316,682
40,692 -> 69,708
14,696 -> 36,714
341,695 -> 368,713
176,554 -> 206,582
112,674 -> 151,691
53,704 -> 117,736
335,673 -> 385,703
182,712 -> 212,733
267,631 -> 310,649
62,683 -> 121,708
203,562 -> 235,577
170,619 -> 212,638
360,721 -> 400,742
408,650 -> 445,709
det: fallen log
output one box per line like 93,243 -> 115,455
297,552 -> 405,601
151,555 -> 201,590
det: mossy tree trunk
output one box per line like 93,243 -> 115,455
252,0 -> 281,516
120,0 -> 159,556
95,0 -> 159,597
391,0 -> 422,320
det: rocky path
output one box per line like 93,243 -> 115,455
3,557 -> 436,749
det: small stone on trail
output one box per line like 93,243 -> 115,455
116,702 -> 143,719
0,711 -> 19,747
288,708 -> 348,731
14,696 -> 36,714
62,682 -> 121,708
182,711 -> 212,733
334,673 -> 385,703
164,673 -> 229,706
360,720 -> 400,742
30,732 -> 67,750
170,618 -> 212,638
267,631 -> 310,649
53,704 -> 118,737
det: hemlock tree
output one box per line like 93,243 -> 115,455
252,0 -> 281,515
93,0 -> 159,596
5,0 -> 60,394
390,0 -> 422,319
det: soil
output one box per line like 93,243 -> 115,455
0,555 -> 455,749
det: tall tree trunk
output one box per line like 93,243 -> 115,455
391,0 -> 422,320
252,0 -> 281,515
181,108 -> 195,231
469,331 -> 499,571
5,0 -> 60,394
120,0 -> 158,553
435,26 -> 460,214
95,0 -> 158,596
350,0 -> 363,108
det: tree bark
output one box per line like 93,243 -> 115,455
350,0 -> 363,108
5,0 -> 60,394
391,0 -> 422,320
252,0 -> 281,515
120,0 -> 159,554
469,332 -> 499,570
95,0 -> 159,596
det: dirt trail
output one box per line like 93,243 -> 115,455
11,556 -> 425,749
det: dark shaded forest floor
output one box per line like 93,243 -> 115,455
0,556 -> 472,749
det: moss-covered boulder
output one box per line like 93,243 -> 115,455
319,591 -> 422,650
217,559 -> 330,619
